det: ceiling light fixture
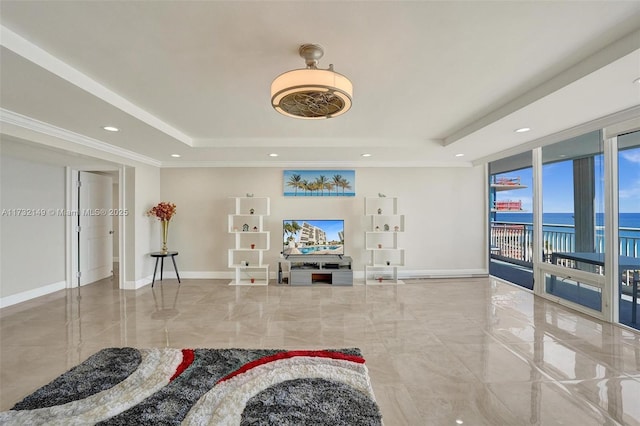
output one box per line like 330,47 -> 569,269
455,153 -> 465,157
515,127 -> 531,133
271,44 -> 353,119
361,153 -> 372,157
269,153 -> 279,157
102,126 -> 119,132
171,154 -> 181,158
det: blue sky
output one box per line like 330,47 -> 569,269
495,147 -> 640,213
619,148 -> 640,212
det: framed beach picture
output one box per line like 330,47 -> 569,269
284,170 -> 355,197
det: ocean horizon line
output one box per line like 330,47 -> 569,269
494,212 -> 640,229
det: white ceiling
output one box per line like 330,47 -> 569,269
1,1 -> 639,167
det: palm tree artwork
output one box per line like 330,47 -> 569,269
286,174 -> 303,196
283,170 -> 355,197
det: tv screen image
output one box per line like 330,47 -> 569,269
283,220 -> 344,256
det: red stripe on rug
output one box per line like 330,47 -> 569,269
217,350 -> 365,384
170,349 -> 195,381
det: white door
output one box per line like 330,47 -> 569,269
78,172 -> 113,285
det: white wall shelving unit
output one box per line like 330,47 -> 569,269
228,197 -> 270,285
364,197 -> 405,284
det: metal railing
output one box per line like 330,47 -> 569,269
490,221 -> 640,264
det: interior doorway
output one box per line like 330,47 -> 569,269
70,170 -> 120,287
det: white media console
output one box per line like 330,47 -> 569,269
286,255 -> 353,286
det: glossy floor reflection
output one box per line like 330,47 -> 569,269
1,275 -> 639,425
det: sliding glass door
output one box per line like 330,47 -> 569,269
540,130 -> 605,313
488,116 -> 639,330
489,153 -> 533,289
617,130 -> 640,330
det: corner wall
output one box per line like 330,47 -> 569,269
130,164 -> 161,288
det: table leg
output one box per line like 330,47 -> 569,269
160,257 -> 164,281
152,257 -> 160,287
171,255 -> 181,283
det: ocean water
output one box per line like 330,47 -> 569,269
494,212 -> 640,238
495,212 -> 640,228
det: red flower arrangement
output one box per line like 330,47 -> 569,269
147,202 -> 177,221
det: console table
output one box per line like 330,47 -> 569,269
150,251 -> 181,287
286,256 -> 353,286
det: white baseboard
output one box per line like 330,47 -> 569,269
123,276 -> 152,290
0,269 -> 490,304
356,269 -> 488,280
0,280 -> 66,309
122,271 -> 233,289
147,269 -> 488,282
156,271 -> 233,280
399,269 -> 488,279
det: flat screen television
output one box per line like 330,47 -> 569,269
283,219 -> 344,256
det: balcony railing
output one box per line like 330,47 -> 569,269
490,221 -> 640,265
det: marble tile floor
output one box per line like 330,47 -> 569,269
1,275 -> 639,425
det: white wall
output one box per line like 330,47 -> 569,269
160,166 -> 487,278
112,183 -> 119,260
123,166 -> 136,285
0,155 -> 66,302
0,136 -> 161,300
0,153 -> 487,306
130,164 -> 161,288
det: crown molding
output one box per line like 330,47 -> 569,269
444,28 -> 640,147
191,137 -> 444,148
0,108 -> 162,167
0,25 -> 192,147
471,105 -> 640,166
160,160 -> 473,168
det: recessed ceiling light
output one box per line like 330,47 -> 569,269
455,153 -> 465,157
269,153 -> 279,157
633,77 -> 640,84
361,153 -> 372,157
515,127 -> 530,133
102,126 -> 119,132
171,154 -> 181,158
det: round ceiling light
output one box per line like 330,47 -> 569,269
271,44 -> 353,119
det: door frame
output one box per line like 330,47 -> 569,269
531,118 -> 640,327
604,118 -> 640,327
66,166 -> 126,289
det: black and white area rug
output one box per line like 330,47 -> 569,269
1,347 -> 382,425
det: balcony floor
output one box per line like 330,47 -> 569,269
490,259 -> 639,330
